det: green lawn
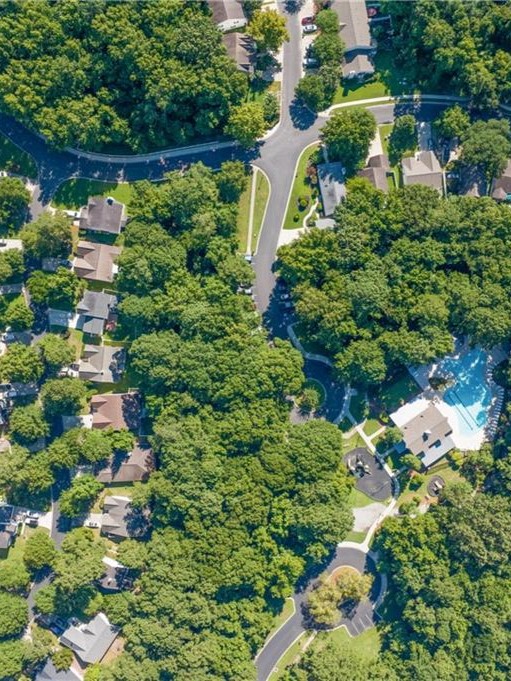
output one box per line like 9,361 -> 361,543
251,169 -> 270,253
53,179 -> 136,210
246,79 -> 281,108
348,486 -> 374,509
68,329 -> 84,361
322,625 -> 381,660
92,485 -> 135,513
339,417 -> 355,433
333,50 -> 419,105
268,632 -> 309,680
363,418 -> 382,437
89,367 -> 137,396
397,459 -> 464,507
343,431 -> 366,453
373,371 -> 421,413
379,124 -> 393,155
0,525 -> 49,563
0,133 -> 37,178
236,176 -> 252,253
344,529 -> 368,543
283,144 -> 320,230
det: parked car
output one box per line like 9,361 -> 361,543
85,520 -> 99,528
302,24 -> 317,34
280,293 -> 290,301
367,6 -> 379,17
26,517 -> 39,527
303,57 -> 319,68
301,15 -> 315,25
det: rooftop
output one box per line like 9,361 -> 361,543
90,392 -> 141,431
333,0 -> 372,53
73,240 -> 121,284
491,159 -> 511,201
101,495 -> 150,540
79,196 -> 126,235
60,612 -> 119,664
78,345 -> 125,383
402,151 -> 444,193
222,32 -> 255,75
35,659 -> 81,681
317,162 -> 346,217
96,442 -> 154,484
208,0 -> 246,28
342,52 -> 374,78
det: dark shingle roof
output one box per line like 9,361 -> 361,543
80,196 -> 125,235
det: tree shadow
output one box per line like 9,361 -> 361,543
289,98 -> 318,131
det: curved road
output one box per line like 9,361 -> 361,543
255,546 -> 382,681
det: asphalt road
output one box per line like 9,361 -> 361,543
255,546 -> 381,681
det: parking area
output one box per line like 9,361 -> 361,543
298,0 -> 318,75
344,447 -> 393,501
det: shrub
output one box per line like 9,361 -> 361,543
298,195 -> 310,210
293,213 -> 300,222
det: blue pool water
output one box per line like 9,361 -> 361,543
438,348 -> 491,436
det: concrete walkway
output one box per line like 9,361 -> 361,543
246,168 -> 259,255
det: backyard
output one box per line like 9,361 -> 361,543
283,144 -> 320,230
52,179 -> 136,211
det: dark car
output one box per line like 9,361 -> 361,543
301,15 -> 315,25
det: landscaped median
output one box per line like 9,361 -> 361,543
283,144 -> 320,230
236,167 -> 270,254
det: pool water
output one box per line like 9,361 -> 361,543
438,348 -> 491,436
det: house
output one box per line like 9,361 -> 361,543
97,556 -> 132,593
78,345 -> 125,383
73,240 -> 121,284
0,504 -> 17,551
358,153 -> 391,192
402,151 -> 444,193
208,0 -> 247,32
60,613 -> 119,665
90,392 -> 141,431
35,659 -> 81,681
76,290 -> 117,336
42,257 -> 71,273
317,162 -> 346,217
1,330 -> 32,346
101,495 -> 150,540
79,196 -> 126,236
0,282 -> 23,295
391,401 -> 455,468
96,442 -> 154,484
222,32 -> 255,75
491,159 -> 511,202
333,0 -> 375,79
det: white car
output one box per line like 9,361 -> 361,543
303,24 -> 317,34
303,57 -> 319,68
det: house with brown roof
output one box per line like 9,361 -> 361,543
73,241 -> 121,284
222,32 -> 255,75
96,442 -> 154,484
402,151 -> 444,194
358,153 -> 391,192
208,0 -> 247,32
491,159 -> 511,202
79,196 -> 126,236
90,392 -> 141,432
333,0 -> 375,79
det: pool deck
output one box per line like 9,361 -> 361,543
406,342 -> 507,452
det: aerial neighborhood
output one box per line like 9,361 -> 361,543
0,1 -> 511,680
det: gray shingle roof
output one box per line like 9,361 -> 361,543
317,162 -> 346,217
60,613 -> 119,664
77,291 -> 116,320
78,345 -> 125,383
79,196 -> 126,235
96,442 -> 154,484
402,151 -> 444,192
36,659 -> 81,681
333,0 -> 372,53
73,241 -> 121,284
101,495 -> 150,539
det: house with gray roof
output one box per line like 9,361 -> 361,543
0,503 -> 16,551
333,0 -> 375,79
76,291 -> 116,336
60,612 -> 119,665
391,402 -> 455,468
208,0 -> 247,32
35,659 -> 81,681
491,159 -> 511,202
98,556 -> 133,593
78,345 -> 125,383
317,162 -> 346,217
73,240 -> 121,284
101,495 -> 150,540
79,196 -> 126,235
402,151 -> 444,194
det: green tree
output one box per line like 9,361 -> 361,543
52,646 -> 73,671
59,474 -> 103,518
460,119 -> 511,184
117,539 -> 148,571
262,92 -> 279,125
40,378 -> 87,419
216,161 -> 248,203
20,212 -> 72,260
106,428 -> 135,453
434,105 -> 470,140
296,75 -> 327,111
307,576 -> 341,626
388,114 -> 417,165
226,102 -> 266,148
315,8 -> 340,34
8,404 -> 49,446
247,9 -> 289,53
0,559 -> 30,592
0,249 -> 24,284
23,529 -> 57,573
27,268 -> 84,310
0,343 -> 43,383
320,109 -> 377,174
401,453 -> 422,471
0,592 -> 28,638
36,333 -> 75,375
79,429 -> 113,464
3,295 -> 34,331
0,177 -> 30,232
335,339 -> 387,386
312,33 -> 344,67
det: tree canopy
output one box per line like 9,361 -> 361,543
0,1 -> 248,151
320,109 -> 377,175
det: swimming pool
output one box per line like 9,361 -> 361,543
438,348 -> 491,437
